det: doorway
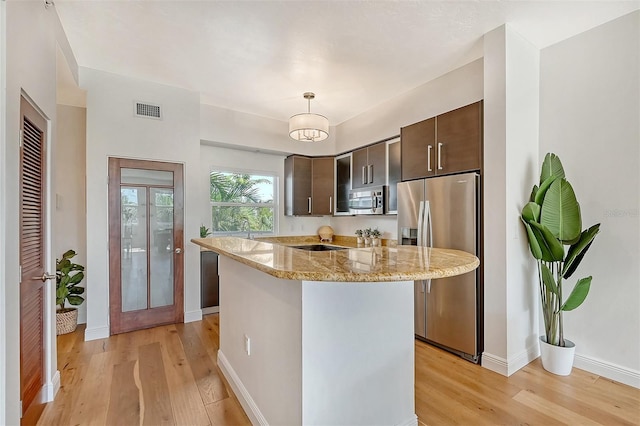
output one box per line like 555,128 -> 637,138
19,95 -> 50,416
108,158 -> 184,335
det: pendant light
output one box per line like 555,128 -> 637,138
289,92 -> 329,142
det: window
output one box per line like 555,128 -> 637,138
209,170 -> 277,236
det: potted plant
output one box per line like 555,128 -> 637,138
520,153 -> 600,375
355,229 -> 364,245
200,224 -> 212,238
363,228 -> 372,246
371,228 -> 382,246
56,249 -> 85,335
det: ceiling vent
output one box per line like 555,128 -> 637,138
134,101 -> 162,120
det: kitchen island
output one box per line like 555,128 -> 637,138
191,236 -> 478,426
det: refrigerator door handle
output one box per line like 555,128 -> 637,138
427,279 -> 431,293
417,201 -> 425,246
426,200 -> 433,248
421,280 -> 426,293
422,201 -> 431,248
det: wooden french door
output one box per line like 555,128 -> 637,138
19,95 -> 50,415
108,158 -> 184,335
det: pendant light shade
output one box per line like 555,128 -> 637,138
289,92 -> 329,142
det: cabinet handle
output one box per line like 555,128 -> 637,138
362,166 -> 367,185
329,196 -> 332,213
437,142 -> 443,170
308,197 -> 312,214
368,164 -> 373,183
427,145 -> 433,172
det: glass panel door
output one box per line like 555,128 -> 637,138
109,158 -> 184,335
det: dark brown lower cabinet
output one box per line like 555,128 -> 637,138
201,251 -> 219,309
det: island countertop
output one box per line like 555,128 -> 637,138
191,236 -> 479,282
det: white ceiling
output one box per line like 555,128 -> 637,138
54,0 -> 639,125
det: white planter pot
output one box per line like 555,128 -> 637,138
539,336 -> 576,376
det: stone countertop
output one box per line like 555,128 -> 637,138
191,236 -> 479,283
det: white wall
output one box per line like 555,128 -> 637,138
539,11 -> 640,386
335,58 -> 484,153
0,1 -> 7,421
2,1 -> 64,422
82,68 -> 202,340
200,104 -> 336,157
482,25 -> 541,375
55,105 -> 87,324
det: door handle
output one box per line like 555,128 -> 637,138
32,272 -> 55,282
329,196 -> 332,214
437,142 -> 443,170
362,166 -> 367,185
427,145 -> 433,172
175,248 -> 182,254
308,197 -> 312,214
421,280 -> 426,293
368,164 -> 373,183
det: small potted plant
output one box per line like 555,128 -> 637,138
355,229 -> 364,245
200,224 -> 212,238
371,228 -> 382,246
56,249 -> 85,335
363,228 -> 372,246
520,153 -> 600,375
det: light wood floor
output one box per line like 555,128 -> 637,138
31,314 -> 639,425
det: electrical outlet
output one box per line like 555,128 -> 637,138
244,334 -> 251,356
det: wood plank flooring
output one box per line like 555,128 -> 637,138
32,314 -> 639,425
35,315 -> 250,426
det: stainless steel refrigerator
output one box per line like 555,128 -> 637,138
397,172 -> 482,363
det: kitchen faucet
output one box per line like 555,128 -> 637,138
242,218 -> 251,239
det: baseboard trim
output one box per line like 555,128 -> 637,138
507,344 -> 540,376
218,350 -> 268,426
43,370 -> 61,402
201,306 -> 219,315
481,343 -> 539,377
84,325 -> 109,341
397,414 -> 418,426
184,309 -> 202,323
481,352 -> 508,376
574,354 -> 640,389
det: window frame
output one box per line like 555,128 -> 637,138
209,167 -> 279,237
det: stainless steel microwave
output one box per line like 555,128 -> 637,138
348,186 -> 386,215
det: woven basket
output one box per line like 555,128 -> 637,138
56,308 -> 78,335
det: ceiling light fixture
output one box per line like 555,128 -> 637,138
289,92 -> 329,142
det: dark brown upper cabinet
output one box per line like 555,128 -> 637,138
311,157 -> 335,216
401,101 -> 482,181
285,155 -> 334,216
352,142 -> 386,189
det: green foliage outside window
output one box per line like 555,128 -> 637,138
210,171 -> 276,234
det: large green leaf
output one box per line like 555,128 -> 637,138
529,221 -> 565,262
529,184 -> 539,203
534,175 -> 556,206
539,153 -> 565,184
561,276 -> 592,311
563,224 -> 600,278
521,202 -> 541,223
540,178 -> 582,243
67,295 -> 85,306
69,272 -> 84,285
541,263 -> 558,295
521,220 -> 543,260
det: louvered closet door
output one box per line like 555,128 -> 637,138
19,96 -> 48,414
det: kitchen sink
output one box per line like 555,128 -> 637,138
290,244 -> 347,251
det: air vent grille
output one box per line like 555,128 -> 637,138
134,102 -> 162,120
